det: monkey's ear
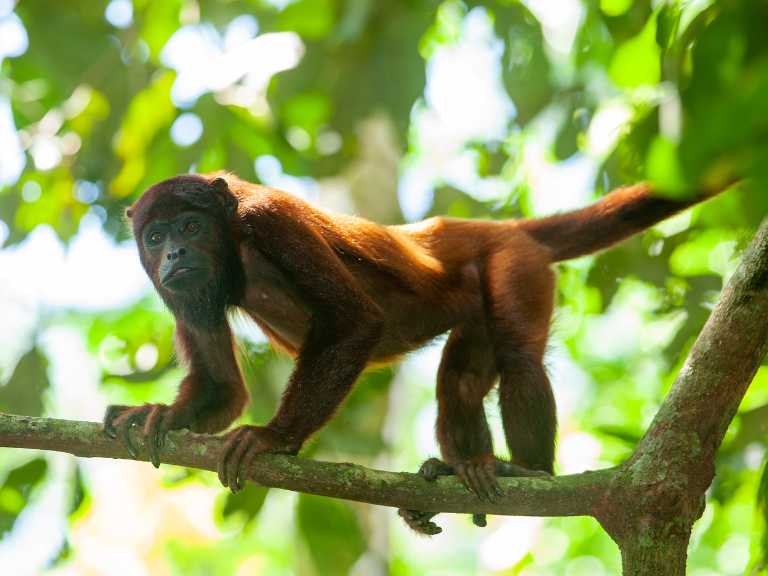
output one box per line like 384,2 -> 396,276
211,177 -> 238,218
126,207 -> 134,219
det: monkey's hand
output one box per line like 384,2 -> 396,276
102,403 -> 194,468
217,425 -> 300,494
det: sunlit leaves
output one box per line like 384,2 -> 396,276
279,90 -> 332,138
0,458 -> 47,540
278,0 -> 336,40
608,16 -> 661,88
645,134 -> 688,196
600,0 -> 634,18
15,170 -> 85,235
297,494 -> 366,576
138,0 -> 182,59
0,348 -> 49,417
111,72 -> 176,198
65,86 -> 110,136
418,0 -> 465,60
222,484 -> 270,528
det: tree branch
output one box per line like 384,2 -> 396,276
594,215 -> 768,575
0,412 -> 614,517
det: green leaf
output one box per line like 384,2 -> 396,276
280,90 -> 333,134
0,458 -> 47,538
609,16 -> 661,88
645,135 -> 689,197
222,484 -> 269,526
0,348 -> 49,417
278,0 -> 337,40
600,0 -> 634,18
297,494 -> 366,576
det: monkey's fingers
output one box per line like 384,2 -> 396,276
472,514 -> 487,528
218,427 -> 264,492
218,432 -> 243,488
113,408 -> 150,460
398,509 -> 442,536
225,436 -> 253,494
474,464 -> 497,502
102,404 -> 132,439
236,449 -> 258,493
143,405 -> 173,469
155,410 -> 176,450
477,460 -> 504,502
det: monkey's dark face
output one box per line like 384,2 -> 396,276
128,174 -> 246,329
141,210 -> 215,294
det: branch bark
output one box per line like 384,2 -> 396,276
0,412 -> 612,516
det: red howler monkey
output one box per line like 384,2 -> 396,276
103,172 -> 716,535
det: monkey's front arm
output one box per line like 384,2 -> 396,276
217,203 -> 386,492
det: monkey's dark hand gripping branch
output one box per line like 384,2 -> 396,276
103,323 -> 250,469
103,403 -> 194,468
216,309 -> 386,494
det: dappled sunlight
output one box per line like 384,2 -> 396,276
399,5 -> 515,220
1,0 -> 766,573
161,22 -> 304,110
480,516 -> 544,570
66,460 -> 221,576
557,432 -> 602,475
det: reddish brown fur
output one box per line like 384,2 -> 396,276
103,172 -> 716,516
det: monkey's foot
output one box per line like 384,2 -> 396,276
397,457 -> 490,535
218,425 -> 300,494
397,457 -> 551,534
102,403 -> 192,468
398,509 -> 442,535
454,455 -> 503,502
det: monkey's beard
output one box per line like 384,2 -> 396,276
159,254 -> 245,331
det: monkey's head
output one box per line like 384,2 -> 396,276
127,173 -> 246,328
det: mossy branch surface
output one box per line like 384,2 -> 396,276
0,412 -> 614,517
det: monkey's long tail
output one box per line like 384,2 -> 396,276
516,183 -> 715,263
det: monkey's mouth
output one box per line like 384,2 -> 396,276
162,266 -> 200,286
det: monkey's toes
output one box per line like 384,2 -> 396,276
218,427 -> 261,494
418,457 -> 454,482
398,509 -> 442,536
143,405 -> 182,469
455,457 -> 502,502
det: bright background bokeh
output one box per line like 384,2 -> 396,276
1,0 -> 768,574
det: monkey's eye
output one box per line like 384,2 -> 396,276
150,232 -> 165,243
184,221 -> 199,233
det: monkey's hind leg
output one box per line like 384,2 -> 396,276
486,243 -> 558,476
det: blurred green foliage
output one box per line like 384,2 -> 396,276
1,0 -> 768,574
